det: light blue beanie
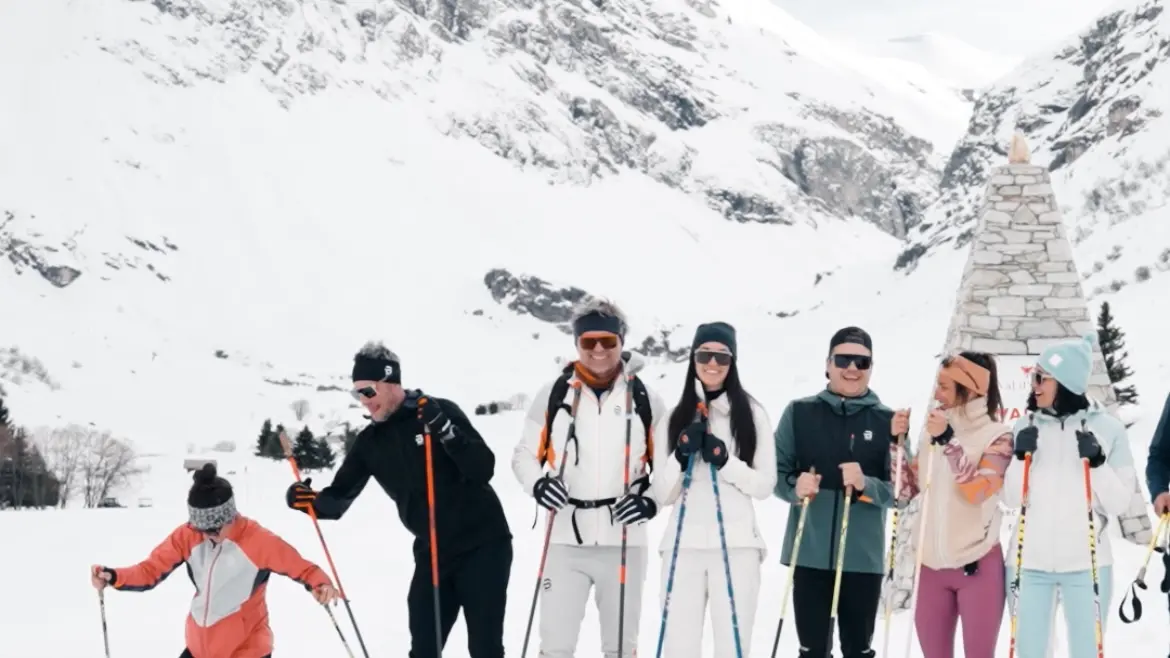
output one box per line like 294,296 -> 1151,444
1037,333 -> 1096,395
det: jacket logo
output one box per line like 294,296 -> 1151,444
542,578 -> 552,591
614,405 -> 621,415
863,430 -> 873,441
415,434 -> 424,446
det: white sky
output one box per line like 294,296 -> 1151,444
772,0 -> 1127,55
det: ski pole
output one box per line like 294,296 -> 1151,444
879,432 -> 907,657
323,602 -> 356,658
827,485 -> 854,656
279,432 -> 370,658
654,451 -> 698,658
98,589 -> 111,658
1079,435 -> 1104,658
768,468 -> 814,658
901,442 -> 937,658
617,368 -> 637,658
1007,415 -> 1035,658
707,436 -> 744,655
519,383 -> 584,658
418,398 -> 444,658
1119,512 -> 1170,622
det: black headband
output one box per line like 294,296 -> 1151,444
572,312 -> 624,339
352,354 -> 401,383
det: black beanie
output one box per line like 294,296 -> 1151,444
187,463 -> 237,531
692,321 -> 737,355
828,326 -> 872,354
352,353 -> 401,384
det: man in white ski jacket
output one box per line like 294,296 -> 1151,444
512,297 -> 666,658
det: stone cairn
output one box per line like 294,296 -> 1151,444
939,131 -> 1116,409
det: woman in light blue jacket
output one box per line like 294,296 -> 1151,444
1002,334 -> 1145,658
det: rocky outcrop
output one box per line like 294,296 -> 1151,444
898,0 -> 1168,272
104,0 -> 944,235
483,268 -> 589,333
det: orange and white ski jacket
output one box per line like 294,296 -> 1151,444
109,515 -> 331,658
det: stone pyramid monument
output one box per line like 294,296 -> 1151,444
939,131 -> 1117,412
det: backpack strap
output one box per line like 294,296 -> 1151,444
630,375 -> 654,471
537,362 -> 577,469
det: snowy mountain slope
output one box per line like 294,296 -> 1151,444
897,0 -> 1170,298
876,32 -> 1021,90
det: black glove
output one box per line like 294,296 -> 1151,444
533,475 -> 569,511
613,493 -> 657,525
930,424 -> 955,446
675,422 -> 704,468
417,396 -> 455,441
703,433 -> 729,469
286,478 -> 317,514
1013,425 -> 1038,460
1076,428 -> 1106,468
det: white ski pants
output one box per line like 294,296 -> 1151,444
539,544 -> 648,658
657,547 -> 762,658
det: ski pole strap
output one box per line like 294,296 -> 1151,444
566,497 -> 619,544
1119,579 -> 1146,623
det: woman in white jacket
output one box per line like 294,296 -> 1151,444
1003,334 -> 1144,658
651,321 -> 776,658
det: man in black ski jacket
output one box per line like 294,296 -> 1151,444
1147,390 -> 1170,515
285,341 -> 512,658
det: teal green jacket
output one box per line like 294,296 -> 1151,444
773,388 -> 897,575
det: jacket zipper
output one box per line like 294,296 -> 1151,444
827,402 -> 846,570
201,542 -> 223,657
595,386 -> 605,547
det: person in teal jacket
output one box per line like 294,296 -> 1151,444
1003,334 -> 1146,658
773,326 -> 907,658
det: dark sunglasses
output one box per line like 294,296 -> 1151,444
1032,371 -> 1053,385
833,354 -> 872,370
579,335 -> 619,351
351,385 -> 378,401
695,350 -> 732,366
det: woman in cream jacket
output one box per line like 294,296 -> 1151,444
651,321 -> 776,658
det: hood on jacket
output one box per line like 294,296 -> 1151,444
817,388 -> 885,416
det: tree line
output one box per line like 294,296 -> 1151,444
253,418 -> 354,472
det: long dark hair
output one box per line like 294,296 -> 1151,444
666,356 -> 758,464
943,351 -> 1003,421
1026,380 -> 1090,417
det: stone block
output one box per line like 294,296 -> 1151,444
994,244 -> 1046,254
1027,338 -> 1073,353
1001,230 -> 1033,243
1009,284 -> 1054,296
970,315 -> 1000,330
1045,272 -> 1079,283
1001,319 -> 1021,329
1046,239 -> 1073,261
990,175 -> 1015,185
1013,206 -> 1038,224
1009,271 -> 1036,284
988,296 -> 1026,316
1056,286 -> 1079,298
1032,231 -> 1057,239
979,232 -> 1006,243
973,338 -> 1028,354
1039,262 -> 1071,272
972,288 -> 997,298
1022,184 -> 1053,196
1017,319 -> 1065,338
1034,310 -> 1060,318
1059,308 -> 1088,319
1038,212 -> 1063,224
1014,175 -> 1039,184
999,185 -> 1022,196
967,269 -> 1010,287
1029,203 -> 1053,214
982,210 -> 1012,225
1010,166 -> 1046,176
974,250 -> 1004,265
1044,297 -> 1081,309
996,201 -> 1021,211
1026,300 -> 1044,311
961,302 -> 988,313
1071,321 -> 1093,335
995,330 -> 1016,339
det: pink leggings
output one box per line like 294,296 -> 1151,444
914,546 -> 1005,658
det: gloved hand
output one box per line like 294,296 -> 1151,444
533,475 -> 569,511
417,396 -> 455,441
1013,425 -> 1038,460
702,433 -> 729,469
613,493 -> 657,525
675,422 -> 704,468
1076,427 -> 1106,468
286,478 -> 317,514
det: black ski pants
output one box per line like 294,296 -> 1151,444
408,537 -> 513,658
792,566 -> 883,658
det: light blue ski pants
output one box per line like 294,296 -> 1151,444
1008,566 -> 1113,658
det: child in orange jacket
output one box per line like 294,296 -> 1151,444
91,463 -> 339,658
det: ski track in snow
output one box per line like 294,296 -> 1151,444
2,0 -> 1170,655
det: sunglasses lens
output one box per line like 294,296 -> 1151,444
834,354 -> 871,370
351,386 -> 377,400
696,351 -> 732,366
580,335 -> 618,350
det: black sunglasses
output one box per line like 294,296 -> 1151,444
832,354 -> 872,370
351,385 -> 378,400
695,350 -> 732,366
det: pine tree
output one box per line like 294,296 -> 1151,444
0,395 -> 10,431
1097,301 -> 1138,406
292,426 -> 320,471
315,435 -> 336,470
254,419 -> 282,459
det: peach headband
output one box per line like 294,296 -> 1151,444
939,354 -> 990,396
